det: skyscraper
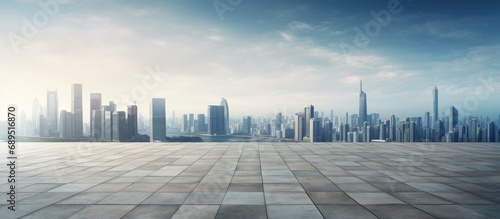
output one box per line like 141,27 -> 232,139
182,114 -> 188,132
449,106 -> 458,133
359,80 -> 367,127
90,93 -> 102,138
197,114 -> 206,132
46,90 -> 58,136
150,98 -> 167,142
112,111 -> 127,142
433,85 -> 438,123
470,117 -> 478,142
304,105 -> 314,137
72,84 -> 83,137
188,113 -> 194,132
294,113 -> 304,141
310,118 -> 322,142
221,97 -> 229,134
59,110 -> 73,139
208,105 -> 225,135
127,105 -> 138,140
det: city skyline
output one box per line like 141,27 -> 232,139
1,0 -> 499,119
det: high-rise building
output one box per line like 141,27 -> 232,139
359,80 -> 367,127
424,112 -> 430,129
304,105 -> 314,137
197,114 -> 206,132
487,122 -> 496,142
434,119 -> 444,142
91,109 -> 101,139
221,97 -> 229,134
46,90 -> 58,136
150,98 -> 167,142
294,113 -> 304,141
207,105 -> 225,135
433,85 -> 438,123
112,111 -> 127,142
449,106 -> 458,133
90,93 -> 102,138
127,105 -> 138,140
72,84 -> 83,137
470,117 -> 478,142
188,113 -> 194,132
100,105 -> 113,141
182,114 -> 188,132
59,110 -> 73,139
242,116 -> 252,135
310,118 -> 322,142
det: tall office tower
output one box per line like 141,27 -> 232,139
371,113 -> 380,126
424,112 -> 430,128
449,106 -> 458,133
90,93 -> 102,138
323,121 -> 333,142
182,114 -> 188,132
100,105 -> 113,141
409,121 -> 416,142
350,114 -> 358,128
304,105 -> 314,137
330,110 -> 334,122
72,84 -> 83,137
242,116 -> 252,135
112,111 -> 127,142
276,112 -> 283,131
343,123 -> 350,142
221,97 -> 230,134
359,80 -> 368,127
91,109 -> 101,139
127,105 -> 138,140
294,113 -> 304,141
197,114 -> 206,132
46,90 -> 58,136
470,117 -> 478,142
433,85 -> 438,123
389,115 -> 396,141
207,105 -> 225,135
362,121 -> 370,142
310,118 -> 322,142
59,110 -> 73,138
487,122 -> 496,142
434,120 -> 444,142
150,98 -> 167,142
379,122 -> 387,140
188,113 -> 194,132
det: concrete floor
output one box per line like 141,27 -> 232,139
1,142 -> 500,218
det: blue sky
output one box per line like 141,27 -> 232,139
1,0 -> 499,122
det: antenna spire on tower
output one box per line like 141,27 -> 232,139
360,80 -> 363,92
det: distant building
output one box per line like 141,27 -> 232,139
59,110 -> 73,138
470,117 -> 478,142
100,105 -> 113,141
127,105 -> 138,140
112,111 -> 127,142
72,84 -> 83,137
242,116 -> 252,135
304,105 -> 314,137
207,105 -> 225,135
150,98 -> 167,142
182,114 -> 188,132
47,90 -> 58,136
188,113 -> 194,132
310,118 -> 322,142
433,85 -> 438,123
197,114 -> 206,132
359,80 -> 367,127
221,97 -> 230,134
90,93 -> 102,138
449,106 -> 458,133
294,113 -> 304,141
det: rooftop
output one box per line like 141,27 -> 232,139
2,142 -> 500,219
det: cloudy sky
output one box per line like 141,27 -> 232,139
1,0 -> 499,123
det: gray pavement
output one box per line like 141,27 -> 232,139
1,142 -> 500,218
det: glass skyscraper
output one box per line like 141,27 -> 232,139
150,98 -> 167,142
72,84 -> 83,137
358,80 -> 367,128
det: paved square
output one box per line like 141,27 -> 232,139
1,142 -> 500,218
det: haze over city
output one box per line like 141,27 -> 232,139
1,0 -> 500,120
